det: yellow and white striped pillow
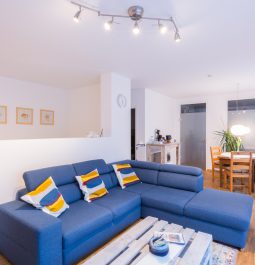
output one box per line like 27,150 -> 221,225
113,164 -> 140,189
21,177 -> 69,217
76,169 -> 108,202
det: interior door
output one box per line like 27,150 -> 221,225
180,103 -> 206,169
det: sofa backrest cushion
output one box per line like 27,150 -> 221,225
130,160 -> 160,185
158,164 -> 203,192
23,164 -> 82,204
24,165 -> 77,191
109,160 -> 203,192
58,183 -> 82,204
73,159 -> 115,190
158,172 -> 203,192
159,164 -> 202,176
109,160 -> 160,185
132,168 -> 158,185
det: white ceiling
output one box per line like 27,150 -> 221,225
0,0 -> 255,98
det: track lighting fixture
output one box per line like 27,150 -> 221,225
174,31 -> 181,42
104,17 -> 114,31
158,21 -> 167,35
132,21 -> 140,35
73,6 -> 82,23
71,2 -> 181,42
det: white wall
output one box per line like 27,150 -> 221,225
100,74 -> 112,137
145,89 -> 178,142
68,84 -> 101,137
0,73 -> 131,203
0,77 -> 102,139
0,77 -> 70,139
132,87 -> 255,170
132,88 -> 178,144
177,90 -> 255,169
131,88 -> 178,160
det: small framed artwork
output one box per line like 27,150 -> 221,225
40,109 -> 54,125
0,106 -> 7,124
16,107 -> 33,125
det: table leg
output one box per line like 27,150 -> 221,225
219,160 -> 223,187
176,145 -> 179,165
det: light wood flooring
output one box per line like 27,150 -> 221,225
0,171 -> 254,265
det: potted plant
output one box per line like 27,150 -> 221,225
215,130 -> 242,151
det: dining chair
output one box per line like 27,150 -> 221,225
224,151 -> 252,194
210,146 -> 222,182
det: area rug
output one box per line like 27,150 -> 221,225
212,242 -> 238,265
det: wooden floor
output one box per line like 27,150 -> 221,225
0,171 -> 254,265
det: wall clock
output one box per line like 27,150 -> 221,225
117,94 -> 127,108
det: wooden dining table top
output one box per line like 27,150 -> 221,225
219,152 -> 255,160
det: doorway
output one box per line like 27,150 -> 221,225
131,108 -> 136,160
180,103 -> 206,169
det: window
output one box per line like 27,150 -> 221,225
181,103 -> 206,114
228,98 -> 255,150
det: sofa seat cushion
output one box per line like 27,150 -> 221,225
184,189 -> 253,231
60,200 -> 112,249
93,187 -> 141,221
125,183 -> 155,195
141,186 -> 196,215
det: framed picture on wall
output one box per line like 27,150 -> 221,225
0,106 -> 7,124
40,109 -> 54,125
16,107 -> 33,125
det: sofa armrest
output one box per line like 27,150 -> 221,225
0,200 -> 62,265
158,164 -> 203,192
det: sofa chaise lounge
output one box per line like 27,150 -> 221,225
0,159 -> 253,265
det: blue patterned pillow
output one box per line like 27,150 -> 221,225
21,177 -> 69,217
113,164 -> 140,189
76,169 -> 108,202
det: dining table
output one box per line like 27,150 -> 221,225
218,152 -> 255,192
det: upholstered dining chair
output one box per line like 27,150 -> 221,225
210,146 -> 223,182
224,151 -> 252,194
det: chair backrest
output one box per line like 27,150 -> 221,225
210,146 -> 222,164
230,151 -> 252,174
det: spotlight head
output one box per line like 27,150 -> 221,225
174,31 -> 181,42
159,23 -> 167,35
104,18 -> 113,31
133,21 -> 140,35
73,7 -> 82,23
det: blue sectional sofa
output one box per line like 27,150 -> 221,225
0,159 -> 253,265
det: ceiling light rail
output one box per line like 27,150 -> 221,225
71,1 -> 181,41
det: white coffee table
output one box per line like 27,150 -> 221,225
82,216 -> 213,265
